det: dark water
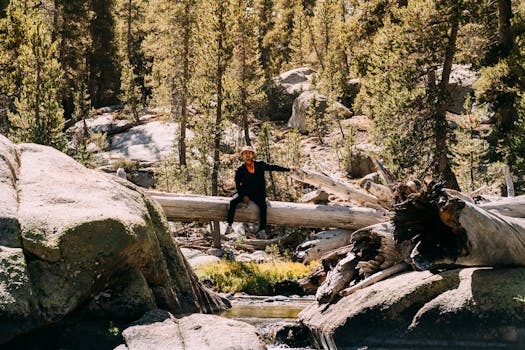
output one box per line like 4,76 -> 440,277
220,295 -> 316,350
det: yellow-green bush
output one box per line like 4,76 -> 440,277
195,261 -> 318,295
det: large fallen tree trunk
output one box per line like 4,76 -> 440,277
478,194 -> 525,218
305,182 -> 525,304
394,183 -> 525,270
145,190 -> 389,230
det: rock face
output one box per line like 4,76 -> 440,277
0,134 -> 228,344
445,64 -> 480,115
299,267 -> 525,349
117,309 -> 267,350
288,91 -> 328,134
278,67 -> 316,94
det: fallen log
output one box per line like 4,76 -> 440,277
394,182 -> 525,270
359,179 -> 393,206
230,237 -> 283,250
314,222 -> 403,303
289,169 -> 386,208
293,229 -> 354,263
373,159 -> 396,185
478,194 -> 525,218
316,252 -> 358,304
298,265 -> 326,293
145,190 -> 389,230
301,180 -> 525,304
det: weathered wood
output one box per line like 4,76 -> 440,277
479,195 -> 525,218
289,169 -> 385,207
359,179 -> 393,206
503,164 -> 515,197
293,229 -> 354,263
394,182 -> 525,270
316,252 -> 358,303
298,265 -> 326,293
312,222 -> 403,303
373,159 -> 396,185
145,190 -> 389,230
340,262 -> 409,297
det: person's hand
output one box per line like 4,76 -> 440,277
290,166 -> 297,172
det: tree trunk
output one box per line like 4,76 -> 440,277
179,1 -> 192,167
497,0 -> 513,56
433,7 -> 460,191
127,0 -> 139,123
495,0 -> 517,132
145,191 -> 389,230
210,3 -> 227,249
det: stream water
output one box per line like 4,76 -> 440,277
220,294 -> 316,350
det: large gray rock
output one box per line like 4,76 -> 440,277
288,90 -> 351,134
67,114 -> 133,138
96,120 -> 195,188
288,90 -> 327,134
102,120 -> 186,163
118,309 -> 267,350
299,267 -> 525,349
278,67 -> 316,94
0,135 -> 228,344
441,64 -> 480,115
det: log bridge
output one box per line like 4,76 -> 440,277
145,190 -> 389,230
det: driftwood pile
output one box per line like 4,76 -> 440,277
291,165 -> 525,305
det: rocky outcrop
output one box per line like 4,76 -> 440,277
278,67 -> 316,94
288,90 -> 327,134
0,134 -> 228,344
445,64 -> 480,115
116,309 -> 267,350
67,114 -> 133,138
299,267 -> 525,349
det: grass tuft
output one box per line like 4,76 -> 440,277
195,260 -> 318,295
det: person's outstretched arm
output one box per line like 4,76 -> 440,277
262,162 -> 292,172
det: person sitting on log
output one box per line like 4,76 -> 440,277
225,145 -> 295,239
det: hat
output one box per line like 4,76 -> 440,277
240,145 -> 256,155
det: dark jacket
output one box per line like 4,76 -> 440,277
234,160 -> 290,198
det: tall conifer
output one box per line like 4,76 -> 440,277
228,0 -> 265,146
7,0 -> 65,149
145,0 -> 197,167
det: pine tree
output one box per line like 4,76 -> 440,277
195,0 -> 234,248
115,0 -> 147,122
451,95 -> 490,192
288,1 -> 310,68
317,0 -> 349,100
356,0 -> 482,188
475,0 -> 525,186
54,0 -> 93,118
88,0 -> 121,107
0,0 -> 26,99
228,0 -> 265,146
254,0 -> 274,80
261,0 -> 297,76
195,0 -> 234,194
7,1 -> 65,149
144,0 -> 198,167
